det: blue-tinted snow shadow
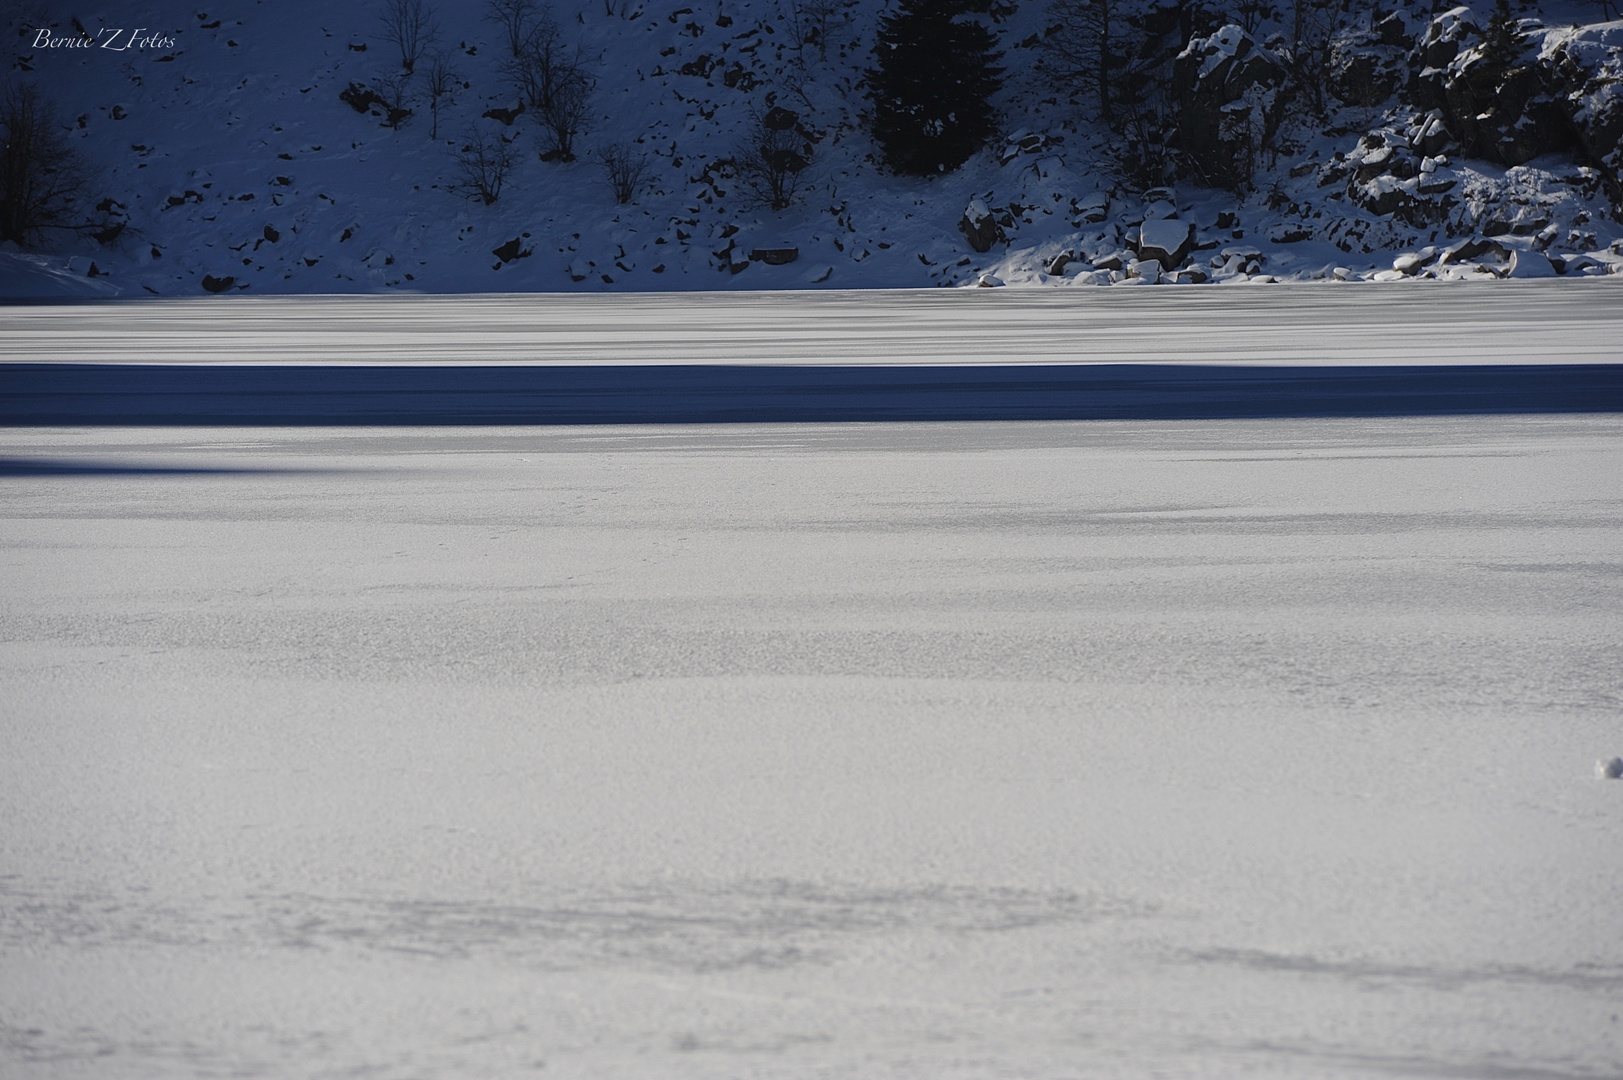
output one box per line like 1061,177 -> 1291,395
2,364 -> 1620,425
0,458 -> 319,477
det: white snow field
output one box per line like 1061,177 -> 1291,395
6,279 -> 1623,367
3,414 -> 1622,1080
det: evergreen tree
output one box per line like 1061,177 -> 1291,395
867,0 -> 1004,175
1479,0 -> 1529,77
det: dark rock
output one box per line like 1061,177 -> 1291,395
491,237 -> 531,263
1329,32 -> 1408,108
959,199 -> 1002,254
1047,253 -> 1072,276
762,106 -> 799,131
1440,237 -> 1511,264
749,247 -> 799,265
339,82 -> 379,114
482,103 -> 524,125
1173,25 -> 1291,190
201,275 -> 235,293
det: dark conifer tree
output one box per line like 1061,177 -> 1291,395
867,0 -> 1004,175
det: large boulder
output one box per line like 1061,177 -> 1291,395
959,198 -> 1002,253
1173,25 -> 1291,190
1136,217 -> 1194,269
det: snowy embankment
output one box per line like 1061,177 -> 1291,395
2,417 -> 1622,1079
5,0 -> 1623,297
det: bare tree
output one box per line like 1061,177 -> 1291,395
371,71 -> 414,129
1288,0 -> 1352,118
378,0 -> 439,74
0,82 -> 100,247
502,16 -> 578,111
786,0 -> 845,62
733,106 -> 812,210
454,124 -> 518,204
424,50 -> 457,138
597,142 -> 650,203
538,75 -> 591,161
486,0 -> 544,57
1043,0 -> 1116,126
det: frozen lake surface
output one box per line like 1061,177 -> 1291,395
3,417 -> 1622,1079
6,281 -> 1623,367
6,286 -> 1623,425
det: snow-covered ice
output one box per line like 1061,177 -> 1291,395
3,416 -> 1621,1079
5,281 -> 1623,368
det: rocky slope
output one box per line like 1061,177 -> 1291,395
4,0 -> 1621,296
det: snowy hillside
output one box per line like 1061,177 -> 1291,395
5,0 -> 1623,296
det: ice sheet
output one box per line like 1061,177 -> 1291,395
3,418 -> 1622,1078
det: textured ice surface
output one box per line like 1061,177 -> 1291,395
4,281 -> 1623,367
3,417 -> 1622,1079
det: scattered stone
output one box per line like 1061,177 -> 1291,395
1393,246 -> 1439,274
482,103 -> 524,125
749,247 -> 799,265
1598,757 -> 1623,779
977,273 -> 1005,287
201,274 -> 235,292
1440,237 -> 1510,264
1128,259 -> 1163,284
491,237 -> 531,264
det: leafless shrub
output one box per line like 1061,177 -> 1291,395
371,71 -> 414,129
0,82 -> 104,247
733,106 -> 812,210
485,0 -> 544,57
377,0 -> 439,74
454,124 -> 517,204
424,50 -> 457,138
537,75 -> 591,161
598,142 -> 650,203
503,15 -> 585,114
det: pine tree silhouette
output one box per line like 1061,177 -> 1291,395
1479,0 -> 1529,78
867,0 -> 1004,175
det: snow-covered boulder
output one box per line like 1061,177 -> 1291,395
1506,249 -> 1558,278
1137,218 -> 1194,269
959,199 -> 1001,254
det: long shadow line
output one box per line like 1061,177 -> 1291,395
2,363 -> 1621,425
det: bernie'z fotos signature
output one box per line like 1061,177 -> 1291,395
31,28 -> 178,51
